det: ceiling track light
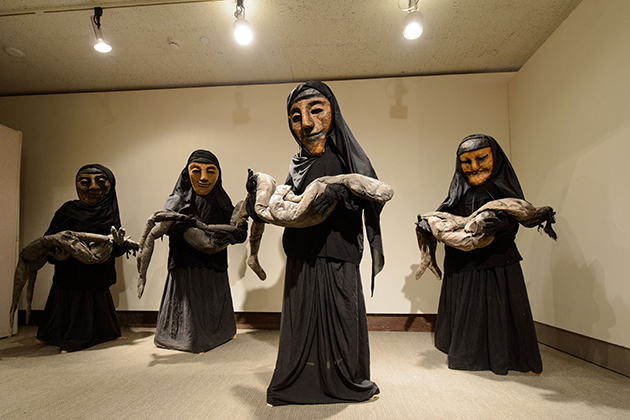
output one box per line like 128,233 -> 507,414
401,0 -> 424,40
233,0 -> 253,46
91,7 -> 112,53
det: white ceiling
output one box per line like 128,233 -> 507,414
0,0 -> 583,96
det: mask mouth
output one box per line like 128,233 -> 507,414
465,170 -> 491,185
304,130 -> 325,140
467,168 -> 490,175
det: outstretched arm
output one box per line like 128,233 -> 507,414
136,213 -> 174,299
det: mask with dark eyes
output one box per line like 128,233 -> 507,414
76,169 -> 111,205
458,146 -> 493,186
289,94 -> 332,156
188,162 -> 220,196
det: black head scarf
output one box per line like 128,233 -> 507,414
285,81 -> 385,293
52,164 -> 121,232
164,149 -> 233,223
437,134 -> 524,213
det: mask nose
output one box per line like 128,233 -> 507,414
302,113 -> 315,134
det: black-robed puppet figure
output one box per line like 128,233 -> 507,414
154,150 -> 247,353
266,81 -> 383,406
433,134 -> 543,375
37,164 -> 130,352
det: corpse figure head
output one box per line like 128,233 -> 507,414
188,161 -> 220,196
457,136 -> 493,187
76,167 -> 112,205
288,88 -> 332,156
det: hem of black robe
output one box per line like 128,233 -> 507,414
267,383 -> 379,406
434,345 -> 542,376
266,257 -> 377,406
433,263 -> 543,375
36,284 -> 122,352
154,334 -> 235,354
153,267 -> 236,354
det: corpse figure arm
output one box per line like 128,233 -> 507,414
10,230 -> 140,332
243,171 -> 394,281
414,198 -> 556,280
136,204 -> 248,299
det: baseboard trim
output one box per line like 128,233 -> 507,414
18,310 -> 436,332
16,311 -> 629,376
535,321 -> 630,378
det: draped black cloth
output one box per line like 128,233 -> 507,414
285,81 -> 385,293
50,164 -> 122,233
154,150 -> 244,353
434,135 -> 543,374
267,82 -> 380,405
37,164 -> 124,352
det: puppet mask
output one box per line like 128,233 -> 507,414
459,146 -> 493,186
188,162 -> 219,196
289,95 -> 332,156
76,169 -> 111,205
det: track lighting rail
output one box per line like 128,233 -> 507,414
0,0 -> 223,17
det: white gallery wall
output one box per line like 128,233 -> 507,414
1,0 -> 628,352
0,73 -> 512,315
509,0 -> 630,348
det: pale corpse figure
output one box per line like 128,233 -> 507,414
262,81 -> 386,405
417,134 -> 550,375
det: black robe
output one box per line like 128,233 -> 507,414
434,135 -> 543,375
267,81 -> 385,405
37,164 -> 126,352
267,145 -> 379,405
154,150 -> 246,353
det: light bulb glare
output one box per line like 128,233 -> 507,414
94,39 -> 112,53
233,18 -> 253,45
403,11 -> 424,40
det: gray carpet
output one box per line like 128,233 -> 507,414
1,326 -> 629,420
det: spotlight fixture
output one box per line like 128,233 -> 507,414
91,7 -> 112,53
233,0 -> 253,46
401,0 -> 424,40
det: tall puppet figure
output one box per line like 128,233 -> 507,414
37,164 -> 130,352
265,81 -> 384,405
154,150 -> 247,353
432,134 -> 543,375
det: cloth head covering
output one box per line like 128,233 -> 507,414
285,81 -> 385,294
437,134 -> 524,213
164,150 -> 233,223
53,163 -> 121,231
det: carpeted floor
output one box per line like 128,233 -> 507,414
1,326 -> 629,420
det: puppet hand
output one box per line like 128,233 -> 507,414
481,211 -> 509,236
231,222 -> 248,244
415,217 -> 432,234
50,247 -> 71,261
169,214 -> 197,235
111,226 -> 126,245
212,231 -> 234,246
245,169 -> 265,224
245,193 -> 264,223
246,168 -> 257,195
246,195 -> 265,224
313,185 -> 343,216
